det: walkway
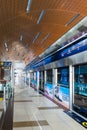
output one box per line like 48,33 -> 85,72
13,86 -> 86,130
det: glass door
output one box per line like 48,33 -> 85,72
30,72 -> 34,87
39,71 -> 44,92
73,64 -> 87,118
56,67 -> 70,107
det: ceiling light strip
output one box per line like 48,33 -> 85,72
26,0 -> 32,13
65,14 -> 80,26
40,33 -> 50,44
32,32 -> 40,44
5,42 -> 8,48
20,35 -> 23,42
4,42 -> 9,52
6,48 -> 9,52
37,10 -> 45,24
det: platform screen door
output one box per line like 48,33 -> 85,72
73,64 -> 87,118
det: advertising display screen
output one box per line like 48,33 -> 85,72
54,67 -> 69,108
44,69 -> 53,98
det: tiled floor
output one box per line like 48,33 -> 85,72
13,86 -> 86,130
0,99 -> 4,118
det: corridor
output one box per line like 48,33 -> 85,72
13,86 -> 86,130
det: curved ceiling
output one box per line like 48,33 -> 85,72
0,0 -> 87,64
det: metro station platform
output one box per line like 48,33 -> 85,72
0,85 -> 86,130
12,86 -> 86,130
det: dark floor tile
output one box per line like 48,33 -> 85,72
38,106 -> 61,110
13,120 -> 49,127
14,100 -> 32,102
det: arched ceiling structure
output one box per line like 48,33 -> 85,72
0,0 -> 87,65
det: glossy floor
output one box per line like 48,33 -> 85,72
0,98 -> 4,118
13,86 -> 86,130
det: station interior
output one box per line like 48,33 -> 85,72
0,0 -> 87,130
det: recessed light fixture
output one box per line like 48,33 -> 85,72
40,33 -> 50,44
5,42 -> 8,48
6,48 -> 9,52
4,42 -> 9,52
65,14 -> 80,26
20,35 -> 23,42
37,10 -> 45,24
32,32 -> 40,44
26,0 -> 32,13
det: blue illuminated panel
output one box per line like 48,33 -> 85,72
32,38 -> 87,69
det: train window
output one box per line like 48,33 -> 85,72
46,69 -> 52,83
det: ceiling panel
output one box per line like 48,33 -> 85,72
0,0 -> 87,64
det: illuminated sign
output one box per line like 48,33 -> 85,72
0,62 -> 12,66
29,37 -> 87,69
0,62 -> 4,66
82,122 -> 87,128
